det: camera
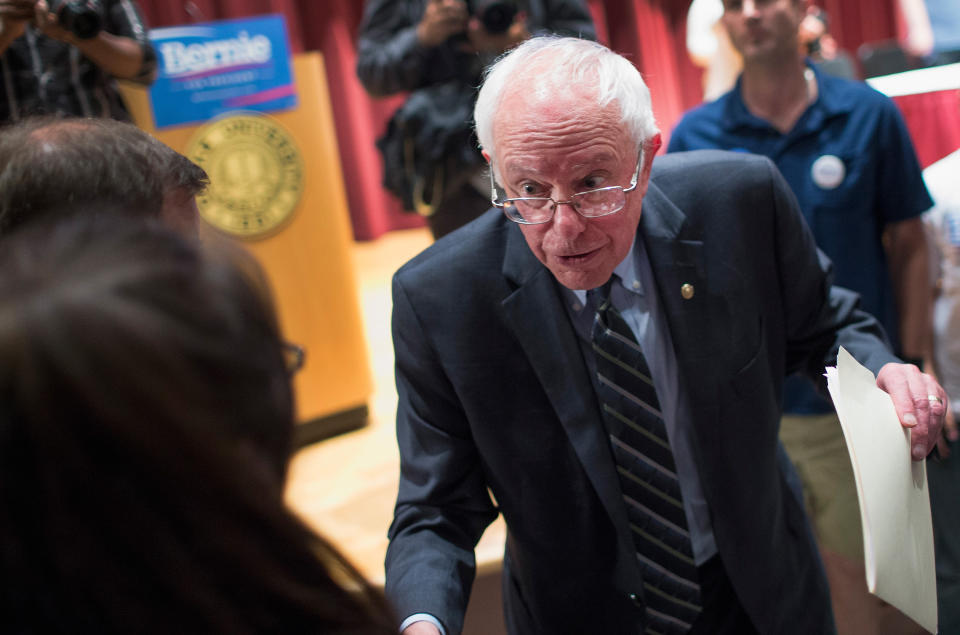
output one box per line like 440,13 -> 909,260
48,0 -> 104,40
467,0 -> 520,35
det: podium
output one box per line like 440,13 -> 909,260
121,53 -> 373,445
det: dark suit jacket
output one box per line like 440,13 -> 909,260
386,151 -> 898,634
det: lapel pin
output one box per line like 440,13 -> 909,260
681,283 -> 694,300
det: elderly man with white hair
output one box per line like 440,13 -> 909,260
385,36 -> 945,635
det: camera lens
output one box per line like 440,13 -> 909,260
56,1 -> 103,40
472,0 -> 519,35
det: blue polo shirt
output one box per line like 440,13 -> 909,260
668,63 -> 933,414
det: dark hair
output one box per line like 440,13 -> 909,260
158,137 -> 209,197
0,117 -> 207,235
0,215 -> 396,634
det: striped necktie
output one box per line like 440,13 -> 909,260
588,279 -> 702,634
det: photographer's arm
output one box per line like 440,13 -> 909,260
357,0 -> 468,96
36,0 -> 155,83
70,31 -> 146,79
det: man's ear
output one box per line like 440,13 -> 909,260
482,149 -> 496,183
647,133 -> 663,157
643,133 -> 662,177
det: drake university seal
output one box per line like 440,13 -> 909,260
187,114 -> 304,239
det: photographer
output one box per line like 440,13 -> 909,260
357,0 -> 595,239
0,0 -> 155,123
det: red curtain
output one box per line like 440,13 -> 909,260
136,0 -> 901,240
893,90 -> 960,169
598,0 -> 703,149
815,0 -> 898,62
813,0 -> 900,79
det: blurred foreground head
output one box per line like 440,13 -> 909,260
0,215 -> 395,634
0,117 -> 208,237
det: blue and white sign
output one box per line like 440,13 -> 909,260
148,15 -> 297,129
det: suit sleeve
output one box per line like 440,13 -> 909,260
385,273 -> 499,635
765,157 -> 900,386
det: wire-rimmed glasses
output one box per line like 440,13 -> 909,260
490,152 -> 643,225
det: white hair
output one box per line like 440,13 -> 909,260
474,36 -> 659,162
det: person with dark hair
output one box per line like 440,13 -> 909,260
0,116 -> 207,236
0,0 -> 156,122
0,214 -> 397,634
152,130 -> 208,236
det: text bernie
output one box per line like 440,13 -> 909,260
160,31 -> 272,76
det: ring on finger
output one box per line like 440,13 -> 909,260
928,394 -> 944,406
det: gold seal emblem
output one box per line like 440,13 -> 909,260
186,114 -> 304,239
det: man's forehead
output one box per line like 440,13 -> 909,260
498,82 -> 601,117
493,117 -> 631,168
492,97 -> 623,145
500,151 -> 622,174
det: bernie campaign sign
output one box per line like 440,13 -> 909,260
148,14 -> 297,129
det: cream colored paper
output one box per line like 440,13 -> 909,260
825,347 -> 938,633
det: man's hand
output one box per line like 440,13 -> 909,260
876,362 -> 948,460
416,0 -> 469,48
32,0 -> 77,44
462,13 -> 530,54
23,0 -> 147,80
938,408 -> 958,458
0,0 -> 39,41
922,357 -> 958,458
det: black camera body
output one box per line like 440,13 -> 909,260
467,0 -> 520,35
48,0 -> 104,40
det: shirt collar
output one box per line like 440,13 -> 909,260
721,60 -> 854,133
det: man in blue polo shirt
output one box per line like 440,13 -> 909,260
669,0 -> 933,632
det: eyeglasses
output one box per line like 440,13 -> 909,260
490,152 -> 643,225
281,341 -> 306,375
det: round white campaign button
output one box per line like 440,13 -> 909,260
811,154 -> 846,190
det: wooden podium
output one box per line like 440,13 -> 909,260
121,54 -> 373,445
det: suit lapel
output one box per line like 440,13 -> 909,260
640,181 -> 723,492
500,225 -> 636,569
640,182 -> 722,361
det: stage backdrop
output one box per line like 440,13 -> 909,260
136,0 -> 901,240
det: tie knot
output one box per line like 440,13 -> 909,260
587,277 -> 617,312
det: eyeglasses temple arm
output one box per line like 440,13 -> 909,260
488,167 -> 506,208
622,151 -> 644,193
